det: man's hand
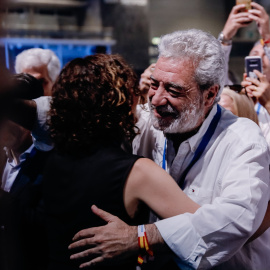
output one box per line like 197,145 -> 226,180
69,205 -> 138,268
222,4 -> 252,41
242,70 -> 270,113
248,2 -> 270,41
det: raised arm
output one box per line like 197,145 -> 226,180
248,2 -> 270,42
0,73 -> 40,130
222,4 -> 252,42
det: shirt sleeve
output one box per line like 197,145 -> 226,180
31,96 -> 54,151
221,44 -> 233,85
155,142 -> 270,269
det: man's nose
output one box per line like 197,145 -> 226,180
150,87 -> 168,106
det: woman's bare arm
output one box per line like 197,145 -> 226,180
124,158 -> 200,219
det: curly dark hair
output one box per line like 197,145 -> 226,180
49,54 -> 140,156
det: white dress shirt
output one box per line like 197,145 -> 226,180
221,44 -> 234,85
255,103 -> 270,149
134,104 -> 270,270
32,96 -> 54,151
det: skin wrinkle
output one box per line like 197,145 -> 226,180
150,94 -> 204,134
149,57 -> 205,134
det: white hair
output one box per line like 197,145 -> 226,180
15,48 -> 61,82
158,29 -> 226,102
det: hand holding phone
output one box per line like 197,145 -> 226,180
245,56 -> 263,79
236,0 -> 252,11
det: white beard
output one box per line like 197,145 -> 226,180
149,96 -> 204,134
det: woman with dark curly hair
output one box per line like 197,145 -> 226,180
42,54 -> 199,270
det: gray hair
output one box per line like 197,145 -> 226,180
15,48 -> 61,82
158,29 -> 226,101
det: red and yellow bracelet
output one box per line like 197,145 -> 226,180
260,38 -> 270,46
137,225 -> 154,266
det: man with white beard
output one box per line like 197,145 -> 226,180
69,29 -> 270,270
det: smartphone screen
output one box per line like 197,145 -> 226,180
245,56 -> 263,79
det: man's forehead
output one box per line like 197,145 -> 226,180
153,57 -> 196,83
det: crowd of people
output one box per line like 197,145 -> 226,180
1,2 -> 270,270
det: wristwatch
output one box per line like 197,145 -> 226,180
217,32 -> 232,46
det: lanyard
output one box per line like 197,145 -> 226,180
256,103 -> 261,116
162,139 -> 167,171
162,105 -> 222,189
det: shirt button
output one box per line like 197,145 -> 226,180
192,147 -> 196,152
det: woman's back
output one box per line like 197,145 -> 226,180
43,144 -> 148,270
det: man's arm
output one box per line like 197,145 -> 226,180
0,73 -> 41,130
69,205 -> 170,269
0,73 -> 53,150
6,99 -> 37,130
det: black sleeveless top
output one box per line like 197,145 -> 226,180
43,144 -> 149,270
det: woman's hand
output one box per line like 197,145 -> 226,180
242,70 -> 270,113
222,4 -> 252,40
248,2 -> 270,41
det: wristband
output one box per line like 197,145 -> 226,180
137,225 -> 154,267
260,38 -> 270,46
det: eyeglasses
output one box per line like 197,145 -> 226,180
224,85 -> 247,95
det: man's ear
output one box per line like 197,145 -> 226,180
203,84 -> 219,108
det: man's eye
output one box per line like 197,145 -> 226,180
168,89 -> 181,97
150,83 -> 158,90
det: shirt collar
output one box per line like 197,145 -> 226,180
7,144 -> 35,167
187,104 -> 218,153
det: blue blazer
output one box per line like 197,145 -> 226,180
0,147 -> 51,270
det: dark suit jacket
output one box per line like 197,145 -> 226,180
0,147 -> 51,270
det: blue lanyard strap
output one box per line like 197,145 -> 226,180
178,105 -> 222,189
256,103 -> 261,116
162,139 -> 167,170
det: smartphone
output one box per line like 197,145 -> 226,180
236,0 -> 252,11
245,56 -> 263,79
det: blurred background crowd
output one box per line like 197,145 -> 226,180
0,0 -> 269,78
